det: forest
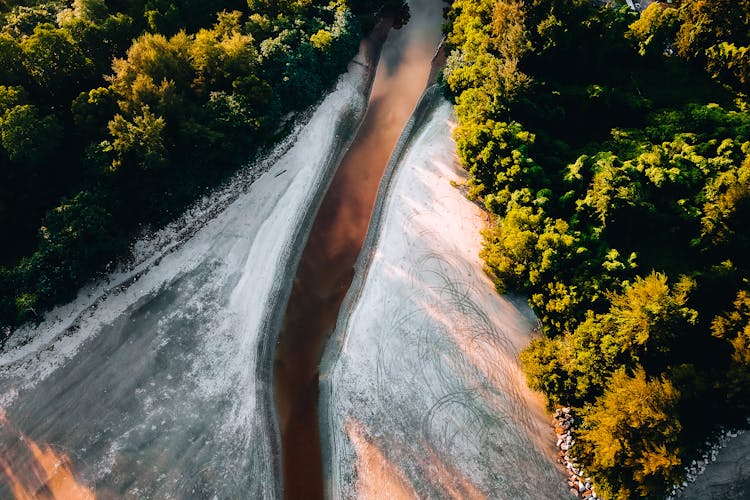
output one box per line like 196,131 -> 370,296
443,0 -> 750,498
0,0 -> 408,333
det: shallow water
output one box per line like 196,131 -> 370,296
273,1 -> 446,498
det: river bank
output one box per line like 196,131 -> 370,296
320,92 -> 569,498
0,34 -> 379,497
678,424 -> 750,499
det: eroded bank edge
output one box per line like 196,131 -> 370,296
317,73 -> 446,498
256,23 -> 390,499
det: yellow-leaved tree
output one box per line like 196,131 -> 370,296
577,369 -> 682,499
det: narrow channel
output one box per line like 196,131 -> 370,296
272,1 -> 446,498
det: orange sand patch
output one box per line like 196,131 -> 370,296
345,418 -> 418,500
415,440 -> 486,500
0,410 -> 95,500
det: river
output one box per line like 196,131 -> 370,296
272,1 -> 445,498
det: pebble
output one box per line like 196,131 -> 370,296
553,407 -> 589,498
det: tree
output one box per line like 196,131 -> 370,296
72,87 -> 118,135
711,290 -> 750,413
521,335 -> 574,405
68,0 -> 108,22
604,272 -> 697,369
626,2 -> 679,58
701,153 -> 750,243
575,152 -> 645,227
481,200 -> 576,303
0,104 -> 62,166
0,34 -> 26,85
578,369 -> 682,499
143,0 -> 182,34
705,42 -> 750,91
1,4 -> 59,39
60,14 -> 136,77
675,0 -> 750,61
521,273 -> 697,405
189,13 -> 258,95
21,25 -> 95,100
310,28 -> 333,51
36,190 -> 122,289
110,32 -> 193,114
107,106 -> 168,171
0,85 -> 28,114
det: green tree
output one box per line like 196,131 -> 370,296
107,106 -> 168,171
189,12 -> 258,95
68,0 -> 108,22
0,34 -> 26,85
1,104 -> 62,165
1,3 -> 59,39
72,87 -> 118,135
0,85 -> 28,114
603,272 -> 698,368
706,42 -> 750,91
21,24 -> 95,100
36,190 -> 122,291
711,290 -> 750,413
110,31 -> 192,115
675,0 -> 750,61
522,273 -> 697,404
701,152 -> 750,243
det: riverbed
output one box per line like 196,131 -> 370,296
273,0 -> 445,497
0,34 -> 378,498
320,91 -> 569,498
1,3 -> 571,498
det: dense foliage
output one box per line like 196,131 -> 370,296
443,0 -> 750,497
0,0 -> 408,333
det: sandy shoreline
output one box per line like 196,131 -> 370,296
0,36 -> 380,498
320,89 -> 569,498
